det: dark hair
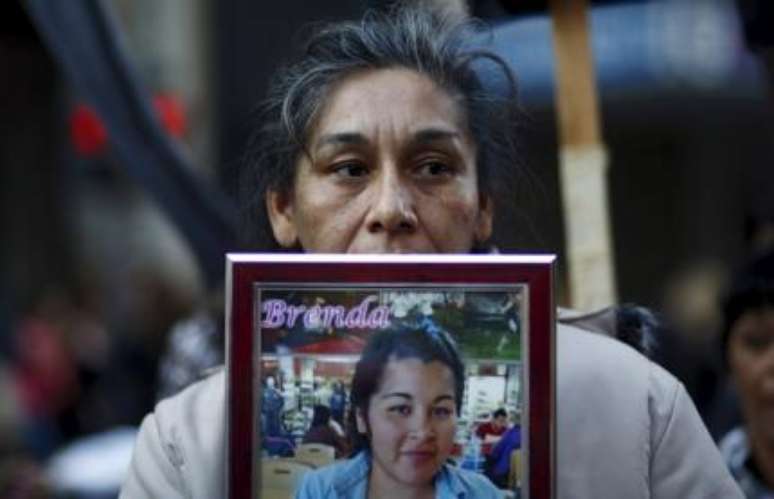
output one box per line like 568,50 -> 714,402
310,404 -> 331,428
347,324 -> 465,454
240,5 -> 525,250
721,251 -> 774,360
493,408 -> 507,419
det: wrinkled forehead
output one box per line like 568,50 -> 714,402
305,67 -> 473,149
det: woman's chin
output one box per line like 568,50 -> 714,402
394,460 -> 440,486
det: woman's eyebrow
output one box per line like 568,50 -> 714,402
315,132 -> 369,151
379,393 -> 455,403
315,129 -> 460,152
411,128 -> 460,145
380,392 -> 412,400
433,394 -> 455,404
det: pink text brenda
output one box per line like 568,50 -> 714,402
261,296 -> 392,331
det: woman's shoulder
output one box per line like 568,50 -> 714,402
556,322 -> 744,498
438,465 -> 504,498
121,370 -> 226,499
557,321 -> 687,446
154,367 -> 225,418
152,368 -> 227,448
557,320 -> 681,408
557,320 -> 705,434
295,453 -> 369,499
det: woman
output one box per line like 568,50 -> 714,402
296,326 -> 501,498
120,6 -> 743,499
719,251 -> 774,498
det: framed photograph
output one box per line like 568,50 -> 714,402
226,254 -> 555,499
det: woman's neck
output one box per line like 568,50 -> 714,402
367,468 -> 434,499
749,432 -> 774,489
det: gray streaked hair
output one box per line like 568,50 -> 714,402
239,5 -> 526,250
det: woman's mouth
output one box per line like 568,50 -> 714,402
401,450 -> 436,464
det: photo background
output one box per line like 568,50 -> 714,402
255,286 -> 527,490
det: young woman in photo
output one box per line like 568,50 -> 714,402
296,325 -> 501,498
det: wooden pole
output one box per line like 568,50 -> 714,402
550,0 -> 617,310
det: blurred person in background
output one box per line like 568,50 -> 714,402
658,214 -> 774,441
261,375 -> 286,439
2,265 -> 198,497
485,411 -> 521,489
475,408 -> 507,456
329,380 -> 348,427
120,5 -> 743,499
10,288 -> 81,459
0,285 -> 108,499
302,405 -> 349,458
0,323 -> 50,499
475,408 -> 508,442
719,250 -> 774,497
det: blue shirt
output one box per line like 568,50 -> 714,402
489,425 -> 521,478
294,451 -> 504,499
720,427 -> 774,499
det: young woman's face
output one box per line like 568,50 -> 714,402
728,307 -> 774,445
267,68 -> 492,253
356,357 -> 458,490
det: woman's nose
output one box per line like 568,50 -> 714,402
408,412 -> 436,440
365,169 -> 417,235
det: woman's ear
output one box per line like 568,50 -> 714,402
355,407 -> 368,434
475,194 -> 493,244
266,189 -> 298,248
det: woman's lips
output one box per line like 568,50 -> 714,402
401,450 -> 436,464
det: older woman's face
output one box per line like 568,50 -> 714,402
267,68 -> 492,253
356,358 -> 457,490
728,307 -> 774,445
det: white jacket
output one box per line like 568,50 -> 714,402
119,324 -> 743,499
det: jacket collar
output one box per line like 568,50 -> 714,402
331,451 -> 370,498
435,463 -> 467,498
331,451 -> 466,499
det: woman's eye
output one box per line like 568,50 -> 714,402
432,406 -> 453,419
389,405 -> 412,416
332,162 -> 369,178
415,160 -> 453,177
743,335 -> 773,351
